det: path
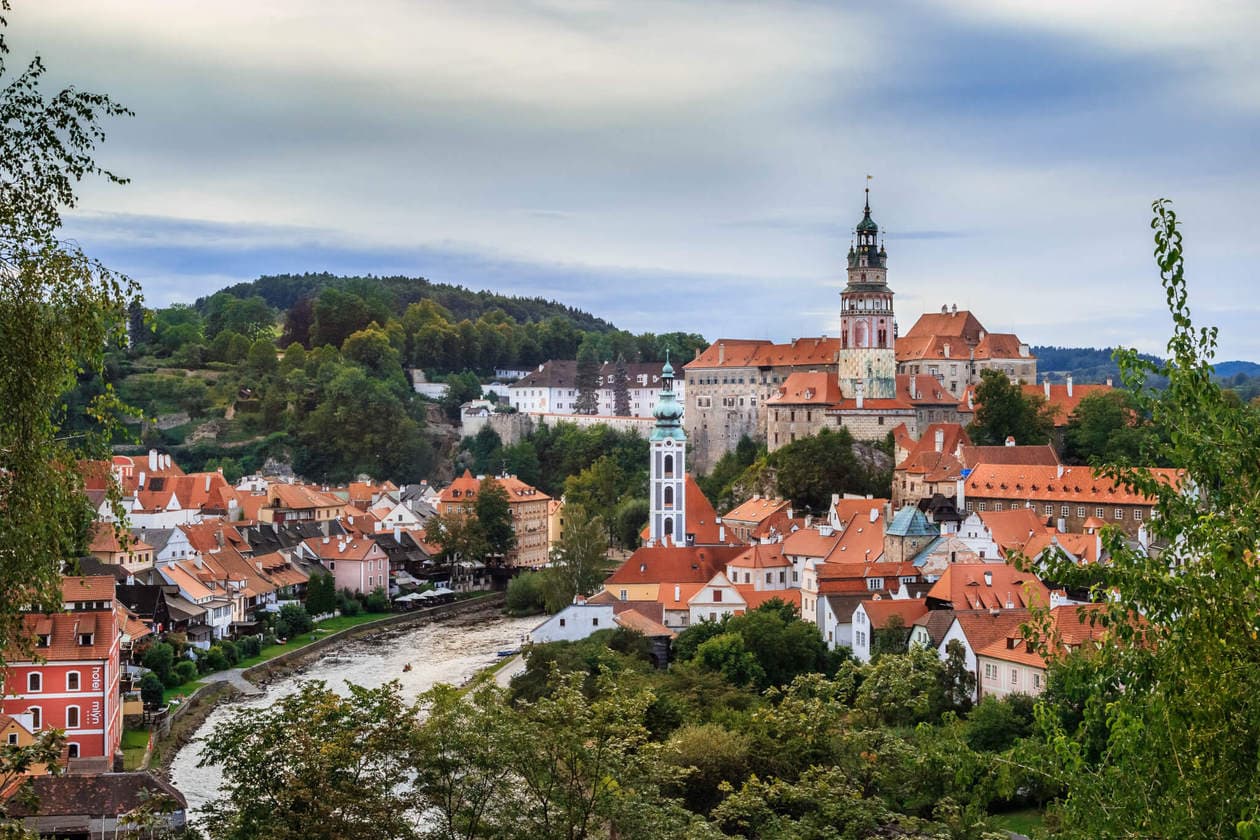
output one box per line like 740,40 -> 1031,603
200,668 -> 262,696
494,654 -> 526,688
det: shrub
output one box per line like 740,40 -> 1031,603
175,660 -> 198,684
203,647 -> 229,672
140,673 -> 165,708
237,635 -> 262,658
142,642 -> 176,685
220,640 -> 240,666
365,587 -> 390,614
337,590 -> 362,617
271,617 -> 291,641
280,603 -> 314,634
505,572 -> 546,616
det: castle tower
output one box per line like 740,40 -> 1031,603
838,187 -> 897,399
649,352 -> 686,545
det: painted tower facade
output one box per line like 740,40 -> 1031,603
838,190 -> 898,400
649,354 -> 686,545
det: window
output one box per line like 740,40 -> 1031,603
765,572 -> 772,583
1134,510 -> 1143,521
27,673 -> 40,693
67,743 -> 80,759
1061,504 -> 1070,517
994,502 -> 1003,511
1115,508 -> 1124,520
36,634 -> 49,648
66,672 -> 79,691
328,561 -> 335,570
1010,668 -> 1018,685
559,618 -> 566,627
1033,673 -> 1042,690
1077,506 -> 1086,518
28,708 -> 40,730
66,706 -> 79,728
619,589 -> 627,600
592,618 -> 599,627
1044,504 -> 1053,516
1096,507 -> 1105,518
867,578 -> 883,590
6,734 -> 15,746
978,502 -> 987,511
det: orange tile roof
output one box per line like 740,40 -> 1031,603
782,526 -> 842,559
977,604 -> 1108,667
927,563 -> 1049,610
972,332 -> 1029,360
833,497 -> 889,525
750,511 -> 803,541
1022,532 -> 1101,565
765,372 -> 843,406
858,598 -> 929,629
87,524 -> 152,556
613,608 -> 677,639
829,374 -> 959,411
722,497 -> 791,526
965,464 -> 1181,506
951,609 -> 1031,657
439,471 -> 551,505
656,582 -> 706,609
960,443 -> 1060,468
978,508 -> 1055,554
1021,383 -> 1114,427
606,544 -> 745,586
682,474 -> 732,545
302,536 -> 385,562
895,423 -> 970,470
685,337 -> 840,369
17,610 -> 119,662
61,576 -> 117,603
824,512 -> 885,563
268,483 -> 346,511
726,543 -> 792,569
903,309 -> 986,342
734,586 -> 798,612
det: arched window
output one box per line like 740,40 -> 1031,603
66,672 -> 80,691
664,486 -> 674,507
28,707 -> 40,730
663,454 -> 674,477
664,518 -> 674,538
66,706 -> 80,729
27,673 -> 41,693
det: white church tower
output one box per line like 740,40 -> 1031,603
649,353 -> 687,545
838,187 -> 898,400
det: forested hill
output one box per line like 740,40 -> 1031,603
202,272 -> 615,333
1032,345 -> 1164,383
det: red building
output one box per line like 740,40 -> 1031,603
1,577 -> 123,763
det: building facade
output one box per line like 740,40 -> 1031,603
648,356 -> 688,545
509,360 -> 685,418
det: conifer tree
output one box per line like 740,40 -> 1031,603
613,353 -> 631,416
573,342 -> 600,415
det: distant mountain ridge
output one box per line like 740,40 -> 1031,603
201,272 -> 617,333
1214,360 -> 1260,378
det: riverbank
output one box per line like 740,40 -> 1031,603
151,592 -> 506,775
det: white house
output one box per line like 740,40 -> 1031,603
529,602 -> 616,644
687,572 -> 745,625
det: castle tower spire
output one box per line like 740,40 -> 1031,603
649,352 -> 686,545
838,185 -> 897,400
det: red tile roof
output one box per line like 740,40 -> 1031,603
722,497 -> 791,526
18,610 -> 119,661
605,545 -> 745,586
685,337 -> 840,369
973,332 -> 1029,361
61,576 -> 117,604
726,543 -> 792,569
440,471 -> 551,505
960,443 -> 1060,468
927,563 -> 1049,610
782,526 -> 842,559
765,372 -> 843,406
964,464 -> 1181,506
858,597 -> 929,629
734,586 -> 798,612
1021,383 -> 1114,427
977,604 -> 1108,667
978,508 -> 1055,555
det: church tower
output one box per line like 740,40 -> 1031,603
649,352 -> 686,545
838,188 -> 897,400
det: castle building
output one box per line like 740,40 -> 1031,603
896,306 -> 1036,398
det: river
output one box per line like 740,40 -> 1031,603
168,612 -> 540,819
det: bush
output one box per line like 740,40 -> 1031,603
140,673 -> 165,709
364,586 -> 390,614
966,695 -> 1035,752
142,642 -> 176,685
505,572 -> 546,616
237,635 -> 262,658
220,640 -> 240,666
174,660 -> 198,684
202,647 -> 229,672
280,603 -> 314,634
337,590 -> 362,617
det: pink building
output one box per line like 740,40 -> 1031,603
301,535 -> 391,597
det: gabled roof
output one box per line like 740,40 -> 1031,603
3,772 -> 186,819
911,609 -> 958,646
960,443 -> 1060,468
1022,532 -> 1101,565
765,372 -> 843,406
950,609 -> 1031,656
833,497 -> 888,525
895,423 -> 970,473
858,598 -> 929,629
824,512 -> 885,564
976,604 -> 1107,667
302,536 -> 384,562
439,471 -> 551,505
267,483 -> 346,511
685,337 -> 839,370
978,508 -> 1054,555
1021,383 -> 1114,427
726,543 -> 792,569
722,496 -> 791,526
903,309 -> 987,342
828,374 -> 958,411
972,332 -> 1029,360
782,526 -> 841,559
733,586 -> 797,612
682,474 -> 733,546
605,545 -> 744,586
16,610 -> 118,662
927,563 -> 1049,610
964,465 -> 1181,506
614,608 -> 677,639
62,575 -> 117,604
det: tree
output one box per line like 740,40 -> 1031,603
1062,389 -> 1160,466
573,341 -> 600,415
869,614 -> 910,660
772,427 -> 878,512
968,369 -> 1056,446
425,510 -> 488,588
440,370 -> 482,421
304,572 -> 336,616
140,672 -> 165,709
474,477 -> 516,564
1028,200 -> 1260,837
562,455 -> 625,530
0,6 -> 134,672
612,353 -> 631,417
279,603 -> 313,635
540,505 -> 611,612
854,647 -> 947,727
199,680 -> 420,840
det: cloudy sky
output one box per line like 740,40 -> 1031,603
8,1 -> 1260,359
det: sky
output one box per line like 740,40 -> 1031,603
7,1 -> 1260,359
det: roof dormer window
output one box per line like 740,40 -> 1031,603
78,633 -> 94,646
36,634 -> 50,648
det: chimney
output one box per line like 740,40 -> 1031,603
694,347 -> 701,360
941,305 -> 948,314
138,471 -> 146,490
983,570 -> 993,586
205,474 -> 212,492
1066,374 -> 1074,398
1057,464 -> 1065,480
934,428 -> 944,452
718,342 -> 726,365
1005,435 -> 1016,447
956,477 -> 966,509
832,493 -> 840,508
719,524 -> 726,542
1106,377 -> 1113,387
951,303 -> 957,315
855,380 -> 864,409
875,504 -> 885,523
1044,377 -> 1051,399
674,584 -> 681,602
148,449 -> 158,471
